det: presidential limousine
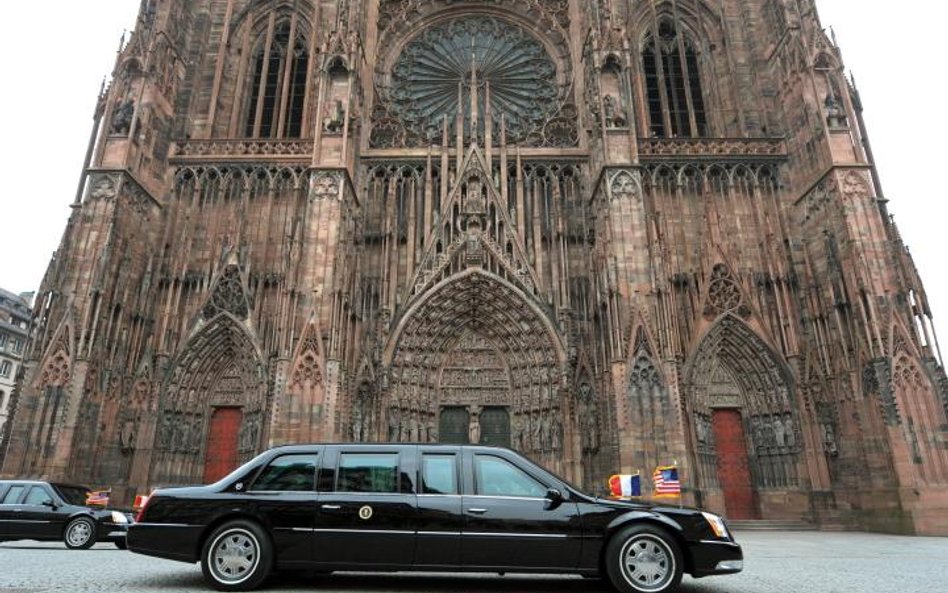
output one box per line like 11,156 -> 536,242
128,444 -> 742,592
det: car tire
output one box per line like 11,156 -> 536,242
114,539 -> 128,550
605,524 -> 683,593
201,520 -> 272,592
64,517 -> 97,550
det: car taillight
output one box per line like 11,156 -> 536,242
135,495 -> 152,523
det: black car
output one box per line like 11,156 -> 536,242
129,444 -> 742,592
0,480 -> 133,549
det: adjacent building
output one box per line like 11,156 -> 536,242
2,0 -> 947,534
0,289 -> 30,443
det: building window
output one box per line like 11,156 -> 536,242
244,20 -> 309,139
0,334 -> 7,349
0,360 -> 11,377
642,19 -> 708,138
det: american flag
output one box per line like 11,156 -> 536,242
85,489 -> 111,507
652,466 -> 681,497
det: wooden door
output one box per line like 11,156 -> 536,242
479,407 -> 511,447
712,409 -> 758,520
439,407 -> 470,444
203,407 -> 242,484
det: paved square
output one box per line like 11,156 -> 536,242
1,531 -> 946,593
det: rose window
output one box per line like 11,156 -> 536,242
387,16 -> 560,143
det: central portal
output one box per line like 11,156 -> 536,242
382,269 -> 569,476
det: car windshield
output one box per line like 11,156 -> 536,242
53,484 -> 91,506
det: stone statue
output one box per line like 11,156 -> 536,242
696,415 -> 708,444
387,407 -> 400,442
468,410 -> 481,444
120,414 -> 137,452
551,417 -> 563,452
824,95 -> 847,128
603,94 -> 627,127
323,99 -> 346,133
783,414 -> 796,448
351,406 -> 364,442
540,414 -> 552,452
774,415 -> 786,448
158,412 -> 172,449
763,416 -> 776,449
110,98 -> 135,135
822,422 -> 838,456
531,416 -> 542,451
582,405 -> 600,453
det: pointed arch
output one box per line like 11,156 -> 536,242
239,11 -> 312,139
684,315 -> 800,507
640,16 -> 708,137
381,268 -> 571,473
153,314 -> 267,485
273,316 -> 328,444
890,325 -> 948,484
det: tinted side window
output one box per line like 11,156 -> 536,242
422,454 -> 457,494
337,453 -> 399,493
252,454 -> 318,491
474,455 -> 547,498
2,485 -> 25,504
24,486 -> 54,506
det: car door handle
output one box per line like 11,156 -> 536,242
467,508 -> 488,514
321,504 -> 341,511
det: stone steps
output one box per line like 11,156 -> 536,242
728,519 -> 818,531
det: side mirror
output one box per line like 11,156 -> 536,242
545,488 -> 564,507
41,500 -> 59,510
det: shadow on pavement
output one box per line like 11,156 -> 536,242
262,572 -> 730,593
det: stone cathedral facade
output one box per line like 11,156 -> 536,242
2,0 -> 948,534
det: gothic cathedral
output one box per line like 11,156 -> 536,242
2,0 -> 947,535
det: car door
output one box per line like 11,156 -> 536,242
0,482 -> 22,539
1,484 -> 28,538
461,450 -> 583,571
19,485 -> 64,540
414,447 -> 463,569
243,450 -> 321,568
312,446 -> 416,568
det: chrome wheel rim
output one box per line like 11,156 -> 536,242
67,520 -> 93,547
209,529 -> 260,584
619,534 -> 675,592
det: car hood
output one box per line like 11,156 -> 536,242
592,496 -> 701,514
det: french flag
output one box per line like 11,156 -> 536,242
608,474 -> 642,497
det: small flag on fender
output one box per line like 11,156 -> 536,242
85,489 -> 111,507
608,474 -> 641,497
652,466 -> 681,497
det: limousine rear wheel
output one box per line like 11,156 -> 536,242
605,524 -> 683,593
201,520 -> 272,591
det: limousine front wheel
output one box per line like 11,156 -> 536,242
201,520 -> 272,591
605,524 -> 683,593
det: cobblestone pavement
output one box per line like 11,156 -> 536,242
1,531 -> 946,593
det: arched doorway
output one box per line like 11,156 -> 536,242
685,316 -> 800,520
152,315 -> 267,485
380,270 -> 572,476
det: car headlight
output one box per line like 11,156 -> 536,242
701,512 -> 729,539
111,511 -> 129,524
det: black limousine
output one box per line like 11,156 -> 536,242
0,480 -> 133,549
128,444 -> 742,592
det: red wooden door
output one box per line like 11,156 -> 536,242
712,409 -> 758,520
203,407 -> 242,484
